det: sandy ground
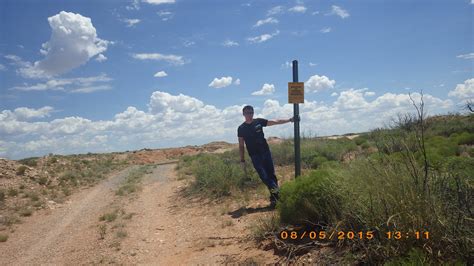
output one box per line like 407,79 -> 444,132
0,163 -> 281,264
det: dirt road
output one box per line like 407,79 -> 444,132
0,163 -> 280,264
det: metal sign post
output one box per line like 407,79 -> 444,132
288,60 -> 302,178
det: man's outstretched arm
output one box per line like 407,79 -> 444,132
267,117 -> 294,126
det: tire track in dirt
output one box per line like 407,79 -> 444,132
113,163 -> 280,264
0,166 -> 139,265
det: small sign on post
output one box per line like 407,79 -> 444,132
288,82 -> 304,104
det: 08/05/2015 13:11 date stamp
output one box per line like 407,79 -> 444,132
279,230 -> 430,241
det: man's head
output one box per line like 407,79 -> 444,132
242,105 -> 254,121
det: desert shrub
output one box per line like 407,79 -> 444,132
16,166 -> 27,175
310,155 -> 328,169
7,188 -> 18,197
18,157 -> 38,167
278,169 -> 343,225
453,131 -> 474,145
354,136 -> 368,146
178,151 -> 261,198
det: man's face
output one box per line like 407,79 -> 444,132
243,109 -> 254,119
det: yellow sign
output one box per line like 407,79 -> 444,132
288,82 -> 304,103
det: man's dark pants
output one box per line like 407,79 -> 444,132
250,150 -> 279,202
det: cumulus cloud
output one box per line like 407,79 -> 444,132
157,10 -> 173,21
126,0 -> 140,10
247,30 -> 280,43
95,54 -> 107,62
267,5 -> 284,16
123,18 -> 141,27
0,89 -> 456,159
254,17 -> 278,27
305,74 -> 336,92
448,78 -> 474,100
143,0 -> 175,5
288,5 -> 307,13
252,83 -> 275,96
132,53 -> 187,65
209,76 -> 233,88
222,39 -> 239,47
18,11 -> 109,79
281,61 -> 292,69
9,74 -> 112,93
329,5 -> 350,19
320,27 -> 332,33
456,53 -> 474,59
154,71 -> 168,78
234,78 -> 241,85
13,106 -> 54,120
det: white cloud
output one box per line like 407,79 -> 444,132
0,89 -> 456,159
126,0 -> 140,10
252,83 -> 275,96
0,64 -> 6,71
154,71 -> 168,78
305,74 -> 336,93
18,11 -> 109,79
309,62 -> 317,67
364,91 -> 376,97
329,5 -> 350,19
288,5 -> 307,13
448,78 -> 474,100
157,10 -> 173,21
123,18 -> 141,27
234,78 -> 241,85
222,39 -> 239,47
9,74 -> 112,92
132,53 -> 187,65
70,85 -> 112,94
456,53 -> 474,59
247,30 -> 280,43
13,106 -> 54,120
267,6 -> 284,16
331,92 -> 338,97
209,76 -> 233,88
254,17 -> 278,27
143,0 -> 175,4
320,27 -> 332,33
95,54 -> 107,62
281,61 -> 292,69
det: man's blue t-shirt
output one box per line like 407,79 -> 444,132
237,118 -> 270,156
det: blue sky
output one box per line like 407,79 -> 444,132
0,0 -> 473,159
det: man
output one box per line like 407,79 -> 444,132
237,105 -> 294,208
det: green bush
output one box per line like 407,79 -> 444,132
18,157 -> 38,167
178,151 -> 261,198
354,136 -> 367,146
310,155 -> 328,169
278,169 -> 343,225
16,165 -> 27,175
453,131 -> 474,145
